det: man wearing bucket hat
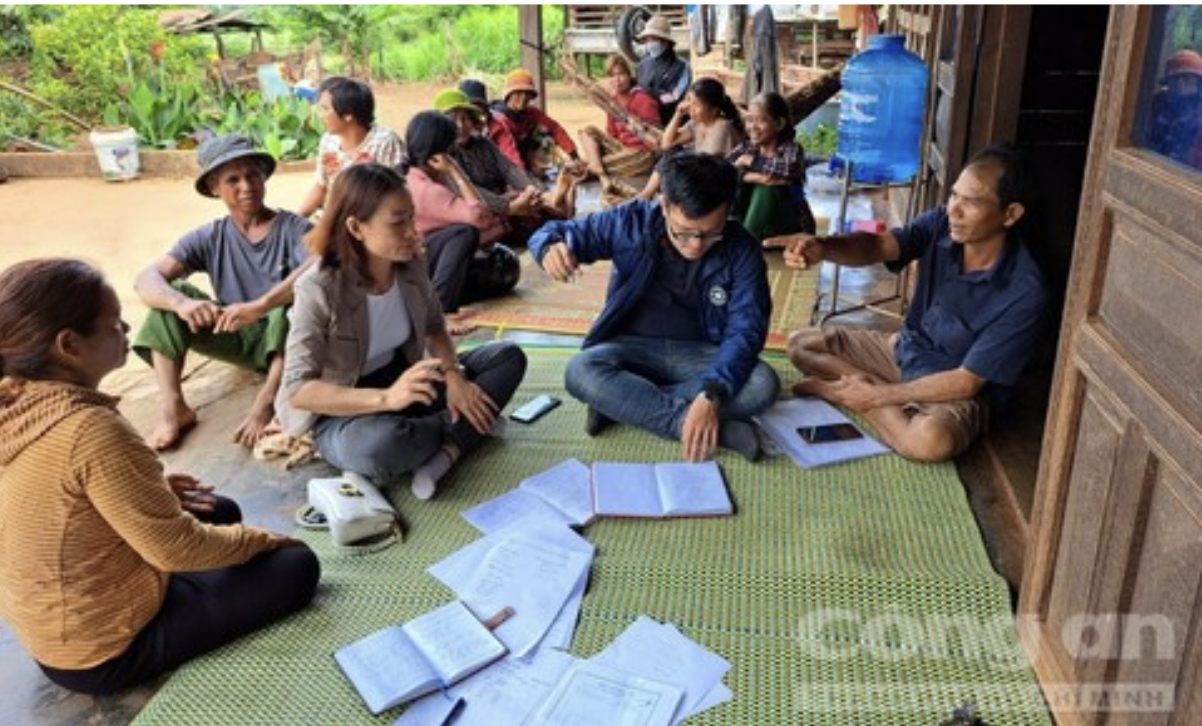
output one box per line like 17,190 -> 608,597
1150,49 -> 1202,167
133,133 -> 314,451
489,68 -> 585,178
435,87 -> 578,237
636,13 -> 691,125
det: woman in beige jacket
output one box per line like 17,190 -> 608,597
0,259 -> 319,695
276,163 -> 527,500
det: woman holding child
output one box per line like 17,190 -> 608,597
0,259 -> 318,695
277,163 -> 527,500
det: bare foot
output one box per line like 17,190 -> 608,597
233,407 -> 275,448
148,403 -> 198,451
446,312 -> 478,337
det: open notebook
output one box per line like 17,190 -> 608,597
334,601 -> 506,715
591,461 -> 733,519
462,459 -> 595,533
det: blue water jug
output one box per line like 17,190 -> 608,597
837,34 -> 928,184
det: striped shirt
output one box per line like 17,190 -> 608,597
0,382 -> 283,669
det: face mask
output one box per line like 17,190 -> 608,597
646,41 -> 666,59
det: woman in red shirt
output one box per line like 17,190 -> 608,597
489,69 -> 583,178
578,55 -> 662,204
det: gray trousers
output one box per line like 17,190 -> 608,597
425,224 -> 479,313
313,342 -> 527,480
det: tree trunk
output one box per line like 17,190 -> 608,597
784,69 -> 842,124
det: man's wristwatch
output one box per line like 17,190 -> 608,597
700,383 -> 723,411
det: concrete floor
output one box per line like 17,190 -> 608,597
0,177 -> 1042,725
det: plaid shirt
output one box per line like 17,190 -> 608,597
725,138 -> 803,184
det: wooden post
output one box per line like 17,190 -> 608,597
519,6 -> 546,108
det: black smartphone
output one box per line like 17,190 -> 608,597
797,423 -> 864,444
510,395 -> 562,424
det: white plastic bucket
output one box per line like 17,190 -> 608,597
89,126 -> 140,181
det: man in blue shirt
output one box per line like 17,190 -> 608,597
528,153 -> 780,462
775,145 -> 1048,462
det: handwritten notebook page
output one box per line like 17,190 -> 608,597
334,626 -> 436,714
655,461 -> 731,516
404,601 -> 506,685
520,458 -> 594,525
591,462 -> 663,517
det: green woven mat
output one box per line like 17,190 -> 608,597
133,348 -> 1049,726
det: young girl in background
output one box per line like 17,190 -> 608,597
725,91 -> 816,240
639,77 -> 745,199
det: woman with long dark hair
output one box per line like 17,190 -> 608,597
639,77 -> 744,199
0,259 -> 318,695
277,164 -> 527,500
405,111 -> 521,331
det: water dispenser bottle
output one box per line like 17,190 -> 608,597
837,34 -> 929,184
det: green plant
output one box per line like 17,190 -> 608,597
103,81 -> 203,149
376,5 -> 566,82
267,5 -> 404,79
26,6 -> 207,123
0,5 -> 57,59
797,123 -> 838,159
0,94 -> 75,149
206,90 -> 321,162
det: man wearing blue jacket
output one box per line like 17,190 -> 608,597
528,153 -> 780,462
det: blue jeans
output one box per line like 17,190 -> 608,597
564,336 -> 780,441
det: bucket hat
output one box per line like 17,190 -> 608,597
502,69 -> 538,101
194,133 -> 276,198
434,88 -> 484,123
1164,49 -> 1202,79
636,14 -> 675,44
458,79 -> 490,110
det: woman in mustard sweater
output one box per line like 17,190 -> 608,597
0,258 -> 319,695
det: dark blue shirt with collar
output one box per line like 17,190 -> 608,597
888,207 -> 1048,409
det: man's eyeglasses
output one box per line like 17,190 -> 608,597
666,222 -> 724,245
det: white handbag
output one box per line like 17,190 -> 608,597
297,472 -> 402,554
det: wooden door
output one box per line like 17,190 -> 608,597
912,6 -> 1032,212
1018,7 -> 1202,725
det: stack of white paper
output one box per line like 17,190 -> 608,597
756,397 -> 890,469
395,649 -> 579,726
590,616 -> 733,724
429,518 -> 594,656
